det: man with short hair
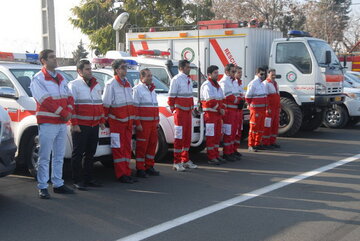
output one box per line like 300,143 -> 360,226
233,66 -> 245,156
30,49 -> 75,199
262,69 -> 281,148
133,68 -> 160,177
200,65 -> 226,165
245,67 -> 268,152
68,60 -> 106,190
102,59 -> 137,183
219,63 -> 241,162
168,60 -> 197,171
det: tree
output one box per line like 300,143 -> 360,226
72,39 -> 89,63
342,11 -> 360,52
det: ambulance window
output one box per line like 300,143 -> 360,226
276,42 -> 312,74
92,72 -> 112,89
148,68 -> 170,86
0,71 -> 15,89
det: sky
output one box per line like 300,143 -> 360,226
0,0 -> 359,58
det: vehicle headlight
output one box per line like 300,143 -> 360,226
315,83 -> 327,95
1,122 -> 13,142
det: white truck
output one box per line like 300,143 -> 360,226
126,21 -> 345,136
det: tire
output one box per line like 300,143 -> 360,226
301,111 -> 324,131
278,97 -> 303,137
322,105 -> 349,129
190,142 -> 206,153
155,128 -> 168,162
22,130 -> 39,178
99,155 -> 114,168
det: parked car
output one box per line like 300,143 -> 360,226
0,105 -> 16,177
344,71 -> 360,88
323,80 -> 360,128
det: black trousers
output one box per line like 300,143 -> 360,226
71,125 -> 99,183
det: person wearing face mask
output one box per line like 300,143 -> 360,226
102,59 -> 137,183
68,60 -> 106,190
262,69 -> 281,149
233,66 -> 245,156
219,63 -> 241,162
200,65 -> 226,165
133,68 -> 160,177
245,67 -> 268,152
168,60 -> 198,172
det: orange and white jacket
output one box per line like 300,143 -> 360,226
102,75 -> 135,123
200,79 -> 225,113
133,82 -> 159,126
68,76 -> 105,126
263,78 -> 280,109
245,76 -> 268,111
30,67 -> 74,124
219,74 -> 239,110
168,72 -> 194,112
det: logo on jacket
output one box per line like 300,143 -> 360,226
286,71 -> 297,82
181,48 -> 195,62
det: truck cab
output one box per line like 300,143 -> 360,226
269,31 -> 345,135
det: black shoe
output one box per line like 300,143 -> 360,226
208,159 -> 221,165
217,156 -> 227,163
234,151 -> 242,157
53,185 -> 75,194
119,175 -> 134,184
39,189 -> 50,199
231,153 -> 241,161
248,146 -> 258,152
255,145 -> 266,150
272,143 -> 281,148
136,170 -> 148,178
73,182 -> 88,191
84,180 -> 103,187
223,154 -> 236,162
145,167 -> 160,176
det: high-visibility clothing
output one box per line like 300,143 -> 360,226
133,82 -> 159,170
234,78 -> 245,151
168,72 -> 194,163
102,75 -> 134,178
30,67 -> 74,124
263,78 -> 280,145
68,76 -> 105,127
246,76 -> 268,147
219,74 -> 239,155
200,79 -> 225,160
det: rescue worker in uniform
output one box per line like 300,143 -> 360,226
30,49 -> 74,199
200,65 -> 226,165
68,60 -> 105,190
168,60 -> 198,171
245,67 -> 268,152
262,69 -> 281,148
219,63 -> 241,162
133,68 -> 160,177
233,66 -> 245,157
102,59 -> 137,183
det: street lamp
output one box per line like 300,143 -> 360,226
113,12 -> 129,51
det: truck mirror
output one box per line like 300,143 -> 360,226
276,74 -> 281,79
325,51 -> 331,65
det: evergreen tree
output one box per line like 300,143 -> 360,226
72,39 -> 89,64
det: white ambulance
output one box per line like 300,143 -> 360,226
126,21 -> 345,136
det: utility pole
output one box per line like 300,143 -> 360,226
41,0 -> 56,52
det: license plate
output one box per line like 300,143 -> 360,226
335,96 -> 341,101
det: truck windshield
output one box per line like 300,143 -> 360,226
170,66 -> 206,87
308,40 -> 340,66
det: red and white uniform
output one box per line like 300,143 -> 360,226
168,72 -> 194,164
245,76 -> 268,147
68,76 -> 105,126
133,82 -> 159,171
219,74 -> 239,155
30,67 -> 74,124
102,75 -> 135,179
262,78 -> 280,145
234,78 -> 245,151
200,79 -> 225,160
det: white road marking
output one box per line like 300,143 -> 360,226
116,154 -> 360,241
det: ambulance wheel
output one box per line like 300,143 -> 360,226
23,130 -> 39,178
322,105 -> 349,129
301,111 -> 324,131
278,97 -> 302,137
155,128 -> 168,162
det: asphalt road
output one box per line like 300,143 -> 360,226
1,126 -> 360,241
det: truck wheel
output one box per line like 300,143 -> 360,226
23,130 -> 39,178
155,128 -> 168,162
301,111 -> 324,131
322,105 -> 349,129
278,97 -> 302,137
